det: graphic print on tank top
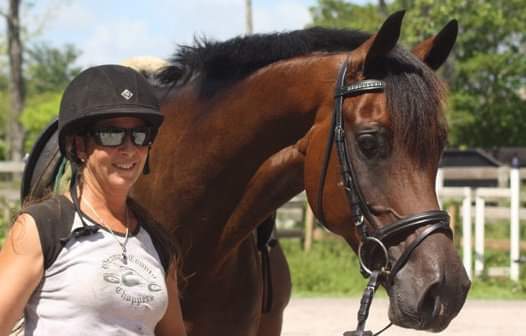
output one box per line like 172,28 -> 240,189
101,253 -> 164,308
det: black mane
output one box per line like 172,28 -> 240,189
158,27 -> 370,89
157,27 -> 446,165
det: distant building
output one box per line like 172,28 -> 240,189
489,147 -> 526,168
439,148 -> 526,188
440,148 -> 502,168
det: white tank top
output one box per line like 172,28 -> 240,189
24,212 -> 168,335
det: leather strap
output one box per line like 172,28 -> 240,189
373,210 -> 449,242
388,221 -> 451,283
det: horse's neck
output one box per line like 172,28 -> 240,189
136,55 -> 339,247
185,56 -> 336,157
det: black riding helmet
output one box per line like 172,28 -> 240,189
58,64 -> 164,160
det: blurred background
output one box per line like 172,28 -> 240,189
0,0 -> 525,302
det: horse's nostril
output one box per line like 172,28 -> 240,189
419,282 -> 441,321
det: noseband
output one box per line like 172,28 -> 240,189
316,61 -> 452,336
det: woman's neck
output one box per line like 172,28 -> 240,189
78,172 -> 130,221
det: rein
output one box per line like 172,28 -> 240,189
316,61 -> 452,336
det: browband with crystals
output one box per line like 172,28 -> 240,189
335,79 -> 385,98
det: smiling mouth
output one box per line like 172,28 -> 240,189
113,162 -> 137,170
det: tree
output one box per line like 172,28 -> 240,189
308,0 -> 526,148
21,44 -> 81,152
1,0 -> 25,161
20,91 -> 61,149
309,0 -> 385,32
26,43 -> 81,94
1,0 -> 73,159
392,0 -> 526,147
0,76 -> 9,159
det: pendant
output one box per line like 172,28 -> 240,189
121,247 -> 128,263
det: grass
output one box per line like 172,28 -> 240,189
281,238 -> 526,299
282,239 -> 368,296
0,217 -> 7,246
0,202 -> 18,247
469,277 -> 526,299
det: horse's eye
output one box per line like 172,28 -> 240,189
357,133 -> 380,159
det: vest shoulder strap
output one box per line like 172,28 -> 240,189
20,195 -> 76,269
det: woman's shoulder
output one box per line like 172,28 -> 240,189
2,211 -> 43,267
18,194 -> 77,269
22,194 -> 73,214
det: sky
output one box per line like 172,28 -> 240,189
6,0 -> 365,68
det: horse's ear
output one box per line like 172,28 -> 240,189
357,10 -> 405,73
412,19 -> 458,70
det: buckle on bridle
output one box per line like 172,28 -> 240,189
358,236 -> 390,277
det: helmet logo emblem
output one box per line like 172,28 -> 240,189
121,89 -> 134,100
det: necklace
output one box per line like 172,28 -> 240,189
83,199 -> 129,261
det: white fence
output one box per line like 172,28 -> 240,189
436,167 -> 523,281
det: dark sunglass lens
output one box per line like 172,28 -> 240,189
131,128 -> 152,146
94,129 -> 126,146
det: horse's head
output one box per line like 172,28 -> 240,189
303,11 -> 469,331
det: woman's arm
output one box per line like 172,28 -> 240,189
155,261 -> 187,336
0,214 -> 43,336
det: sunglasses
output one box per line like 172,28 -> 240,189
89,126 -> 156,147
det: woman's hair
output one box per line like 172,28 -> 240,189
127,198 -> 185,288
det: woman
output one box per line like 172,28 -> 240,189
0,65 -> 186,335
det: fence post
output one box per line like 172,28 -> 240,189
474,195 -> 485,277
435,168 -> 444,208
303,202 -> 314,252
462,187 -> 472,280
510,164 -> 520,281
497,166 -> 509,188
447,204 -> 457,236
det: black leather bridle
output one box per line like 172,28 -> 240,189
316,60 -> 452,336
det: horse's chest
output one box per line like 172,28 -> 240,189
183,241 -> 263,335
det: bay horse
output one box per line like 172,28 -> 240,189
130,10 -> 470,335
21,10 -> 470,336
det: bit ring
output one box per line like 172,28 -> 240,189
358,236 -> 389,276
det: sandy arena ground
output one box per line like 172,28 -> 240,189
281,298 -> 526,336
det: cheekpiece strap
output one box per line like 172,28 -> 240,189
335,79 -> 385,98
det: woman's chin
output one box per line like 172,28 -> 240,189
108,171 -> 141,189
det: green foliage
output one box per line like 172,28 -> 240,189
470,249 -> 526,299
0,43 -> 81,152
0,72 -> 8,91
309,0 -> 385,32
470,277 -> 526,299
25,43 -> 81,94
0,88 -> 9,159
439,0 -> 526,147
308,0 -> 526,148
20,91 -> 61,151
281,239 -> 367,296
0,218 -> 6,247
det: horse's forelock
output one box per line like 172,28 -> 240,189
383,48 -> 447,166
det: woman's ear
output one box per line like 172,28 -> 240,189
67,135 -> 88,163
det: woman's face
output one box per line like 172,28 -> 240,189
77,117 -> 150,194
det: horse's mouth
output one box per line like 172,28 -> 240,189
387,289 -> 455,332
388,307 -> 452,332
